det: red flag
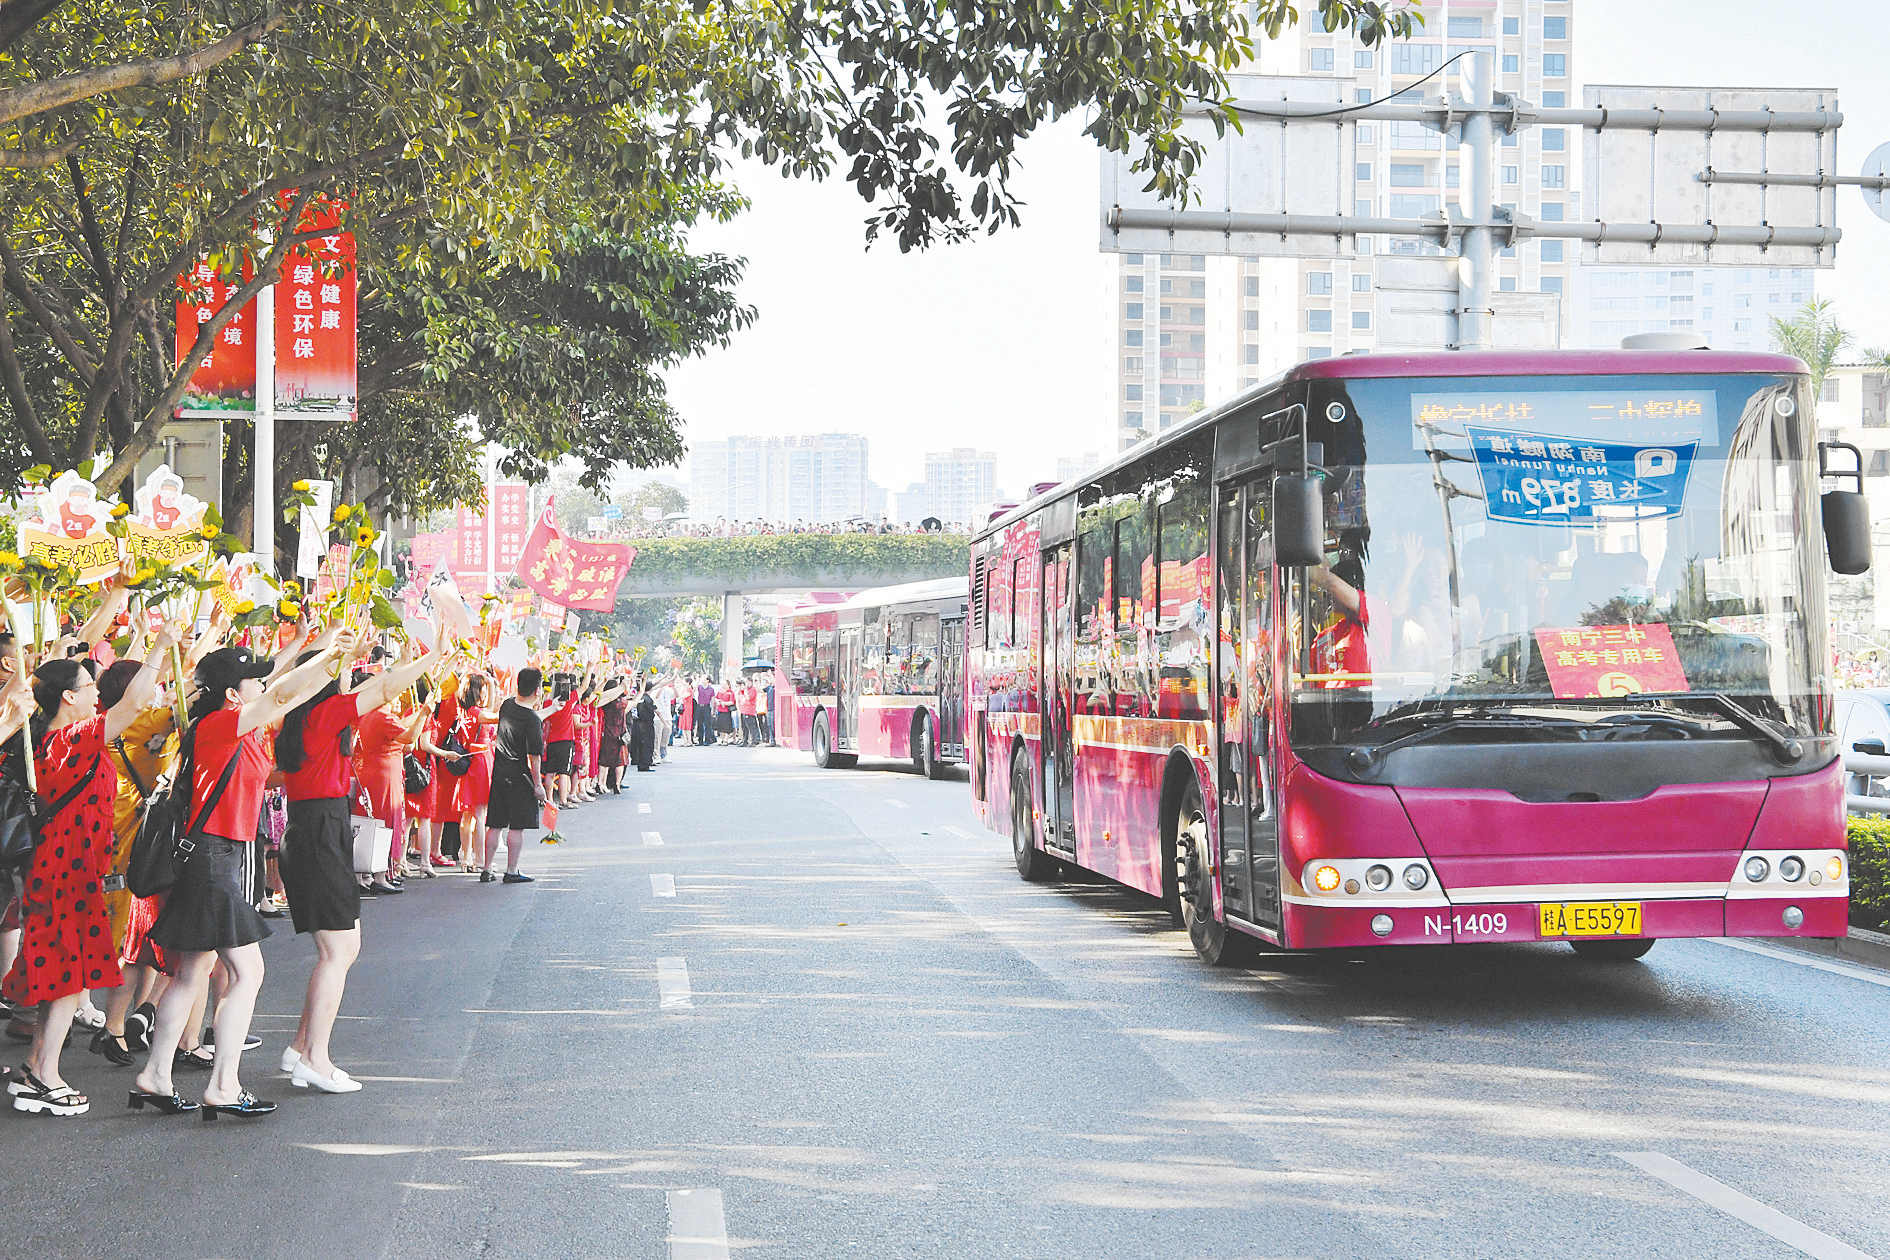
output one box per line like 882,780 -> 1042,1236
513,498 -> 634,612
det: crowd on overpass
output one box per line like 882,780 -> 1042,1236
614,517 -> 974,540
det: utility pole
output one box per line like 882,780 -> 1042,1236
254,284 -> 275,570
1457,50 -> 1495,351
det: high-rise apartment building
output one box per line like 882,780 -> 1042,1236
1056,452 -> 1103,484
924,447 -> 998,526
689,433 -> 872,524
1569,263 -> 1818,350
1108,1 -> 1575,450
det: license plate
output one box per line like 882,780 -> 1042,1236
1538,902 -> 1642,938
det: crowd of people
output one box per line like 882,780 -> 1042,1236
0,563 -> 714,1122
608,517 -> 972,540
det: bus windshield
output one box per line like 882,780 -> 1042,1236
1288,371 -> 1831,758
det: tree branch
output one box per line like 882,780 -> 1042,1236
0,294 -> 52,465
0,0 -> 68,58
0,13 -> 290,129
0,137 -> 81,169
0,229 -> 96,384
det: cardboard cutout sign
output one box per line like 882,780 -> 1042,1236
19,470 -> 118,581
126,464 -> 209,569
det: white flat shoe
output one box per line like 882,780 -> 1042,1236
280,1047 -> 300,1073
291,1061 -> 363,1093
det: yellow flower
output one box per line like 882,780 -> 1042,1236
234,599 -> 256,614
292,480 -> 311,492
277,600 -> 301,620
332,504 -> 353,523
282,580 -> 303,598
34,554 -> 56,569
109,502 -> 130,518
198,527 -> 218,543
134,567 -> 157,584
353,525 -> 375,546
0,550 -> 19,571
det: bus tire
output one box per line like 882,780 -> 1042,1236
1175,779 -> 1252,967
1011,754 -> 1051,882
915,713 -> 944,780
812,711 -> 855,770
1569,937 -> 1656,961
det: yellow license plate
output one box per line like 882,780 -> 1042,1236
1539,902 -> 1642,938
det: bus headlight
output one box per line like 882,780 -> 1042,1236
1365,864 -> 1393,892
1312,865 -> 1342,893
1402,864 -> 1430,891
1827,856 -> 1845,881
1744,856 -> 1771,883
1778,856 -> 1804,882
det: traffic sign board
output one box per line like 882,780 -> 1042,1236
1864,142 -> 1890,223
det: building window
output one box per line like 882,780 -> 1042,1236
1124,411 -> 1144,429
1502,16 -> 1520,34
1544,91 -> 1565,107
1540,202 -> 1565,222
1186,279 -> 1206,298
1823,377 -> 1842,402
1355,88 -> 1373,104
1871,451 -> 1889,476
1501,165 -> 1518,185
1352,274 -> 1371,293
1544,53 -> 1567,77
1502,131 -> 1518,148
1159,332 -> 1172,347
1735,294 -> 1752,308
1352,311 -> 1371,330
1188,307 -> 1204,325
1125,275 -> 1143,292
1499,277 -> 1517,292
1542,165 -> 1565,188
1447,14 -> 1483,37
1190,333 -> 1205,351
1502,54 -> 1519,73
1702,307 -> 1713,320
1354,50 -> 1373,69
1387,44 -> 1441,76
1242,276 -> 1258,298
1733,319 -> 1752,332
1308,272 -> 1333,295
1308,310 -> 1333,333
1541,277 -> 1564,294
1543,16 -> 1567,39
1541,241 -> 1564,263
1123,357 -> 1142,373
1125,330 -> 1143,347
1244,344 -> 1259,364
1542,129 -> 1565,152
1390,163 -> 1429,187
1769,292 -> 1783,304
1390,120 -> 1441,150
1357,125 -> 1373,144
1125,303 -> 1143,320
1310,47 -> 1334,72
1125,253 -> 1142,264
1244,310 -> 1259,330
1356,198 -> 1374,218
1306,348 -> 1332,360
1389,193 -> 1439,218
1159,277 -> 1172,294
1125,384 -> 1142,401
1357,162 -> 1372,181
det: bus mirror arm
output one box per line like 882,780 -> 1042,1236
1818,441 -> 1872,576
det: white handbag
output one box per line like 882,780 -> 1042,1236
350,814 -> 392,874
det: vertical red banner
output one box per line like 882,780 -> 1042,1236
455,504 -> 487,575
174,256 -> 257,416
492,484 -> 529,572
275,195 -> 357,421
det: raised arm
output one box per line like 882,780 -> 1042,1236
104,620 -> 184,742
237,630 -> 357,737
76,560 -> 135,647
0,644 -> 30,748
350,642 -> 435,714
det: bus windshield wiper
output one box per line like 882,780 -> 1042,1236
1637,691 -> 1807,764
1344,712 -> 1581,772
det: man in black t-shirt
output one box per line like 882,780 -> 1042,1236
482,667 -> 546,884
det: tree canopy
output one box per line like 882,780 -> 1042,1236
0,0 -> 1420,557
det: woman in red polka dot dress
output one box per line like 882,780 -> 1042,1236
6,632 -> 177,1117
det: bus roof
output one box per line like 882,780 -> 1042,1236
783,576 -> 969,618
978,347 -> 1809,539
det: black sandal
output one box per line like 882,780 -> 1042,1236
128,1088 -> 199,1114
174,1046 -> 215,1072
126,1002 -> 154,1051
90,1029 -> 136,1066
201,1090 -> 275,1120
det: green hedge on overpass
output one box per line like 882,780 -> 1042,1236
615,532 -> 970,597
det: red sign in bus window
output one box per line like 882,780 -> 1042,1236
1532,623 -> 1689,698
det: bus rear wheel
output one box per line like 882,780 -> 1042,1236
1011,755 -> 1052,882
1569,937 -> 1656,961
812,711 -> 855,770
914,714 -> 944,780
1175,780 -> 1251,967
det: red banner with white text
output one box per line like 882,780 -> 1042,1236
274,194 -> 357,421
514,499 -> 634,611
174,255 -> 257,416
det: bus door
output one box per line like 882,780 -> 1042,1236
1213,480 -> 1282,935
1041,544 -> 1077,854
837,625 -> 862,750
938,616 -> 966,757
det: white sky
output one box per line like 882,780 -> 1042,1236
663,0 -> 1890,499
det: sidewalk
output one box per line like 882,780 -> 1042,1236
1758,925 -> 1890,972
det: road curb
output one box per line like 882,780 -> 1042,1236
1752,925 -> 1890,972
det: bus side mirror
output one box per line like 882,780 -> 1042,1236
1820,441 -> 1871,575
1274,475 -> 1325,567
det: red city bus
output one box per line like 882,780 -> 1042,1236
967,350 -> 1867,964
777,578 -> 969,777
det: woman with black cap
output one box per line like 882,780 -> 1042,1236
129,631 -> 355,1120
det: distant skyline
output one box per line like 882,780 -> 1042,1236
663,0 -> 1890,497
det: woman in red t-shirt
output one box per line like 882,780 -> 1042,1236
129,634 -> 356,1120
449,673 -> 498,863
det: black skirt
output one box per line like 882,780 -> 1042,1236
487,765 -> 541,832
148,836 -> 270,953
278,797 -> 360,935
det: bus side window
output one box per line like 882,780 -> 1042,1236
790,625 -> 816,691
913,614 -> 940,694
1157,478 -> 1210,721
815,628 -> 836,695
864,609 -> 886,695
1076,524 -> 1112,715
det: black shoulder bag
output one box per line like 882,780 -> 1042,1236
0,733 -> 100,872
126,728 -> 240,898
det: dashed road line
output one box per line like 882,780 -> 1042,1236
657,957 -> 693,1010
667,1187 -> 729,1260
885,799 -> 909,808
642,830 -> 664,846
638,803 -> 652,813
1705,938 -> 1890,990
650,874 -> 676,898
1618,1152 -> 1876,1260
943,825 -> 973,838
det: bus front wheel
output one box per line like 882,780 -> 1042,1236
1011,755 -> 1052,882
915,714 -> 944,780
813,712 -> 855,770
1175,780 -> 1251,967
1569,937 -> 1656,961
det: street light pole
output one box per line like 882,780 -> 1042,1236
254,283 -> 276,569
1457,49 -> 1495,352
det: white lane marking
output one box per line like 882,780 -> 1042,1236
638,803 -> 652,813
943,825 -> 973,838
642,830 -> 664,846
667,1187 -> 730,1260
885,799 -> 909,808
657,957 -> 694,1010
1704,938 -> 1890,990
1618,1153 -> 1877,1260
651,874 -> 676,898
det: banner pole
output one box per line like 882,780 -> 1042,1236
254,283 -> 276,573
